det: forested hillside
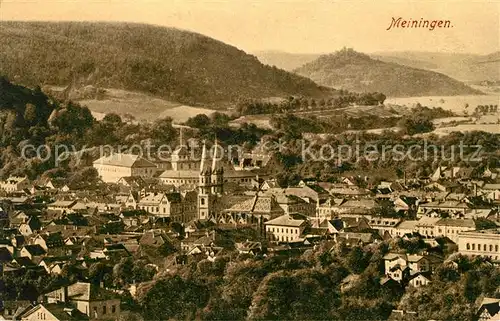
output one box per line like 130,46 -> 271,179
0,21 -> 330,106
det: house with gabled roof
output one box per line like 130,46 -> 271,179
1,300 -> 33,321
431,166 -> 473,182
383,253 -> 410,282
47,200 -> 78,214
235,240 -> 262,255
320,198 -> 378,218
274,194 -> 316,217
335,231 -> 378,246
476,297 -> 500,321
42,281 -> 120,320
0,247 -> 13,264
20,244 -> 47,261
434,218 -> 476,242
33,232 -> 65,251
265,213 -> 309,243
407,272 -> 432,288
11,256 -> 36,268
222,194 -> 285,224
20,303 -> 89,321
0,176 -> 30,193
116,176 -> 147,191
18,216 -> 42,236
392,220 -> 418,237
369,217 -> 401,236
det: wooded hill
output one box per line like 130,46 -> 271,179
0,21 -> 331,106
294,48 -> 482,97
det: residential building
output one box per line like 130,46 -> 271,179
434,218 -> 476,242
0,176 -> 30,193
393,220 -> 418,237
407,272 -> 431,288
265,213 -> 309,242
42,282 -> 120,319
476,297 -> 500,321
20,303 -> 89,321
415,217 -> 440,238
457,228 -> 500,261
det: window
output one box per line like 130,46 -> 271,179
466,243 -> 470,250
103,306 -> 107,315
472,244 -> 475,250
201,199 -> 205,205
490,245 -> 493,252
484,244 -> 487,251
496,245 -> 499,252
112,305 -> 116,313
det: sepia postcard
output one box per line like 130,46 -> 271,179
0,0 -> 499,320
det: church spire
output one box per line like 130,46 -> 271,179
211,138 -> 224,195
200,140 -> 211,175
211,138 -> 221,173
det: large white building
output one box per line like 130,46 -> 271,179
457,228 -> 500,261
265,213 -> 309,242
93,153 -> 157,183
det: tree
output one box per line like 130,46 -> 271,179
102,113 -> 122,125
398,115 -> 435,135
139,276 -> 209,320
151,117 -> 177,145
185,114 -> 211,128
24,103 -> 38,124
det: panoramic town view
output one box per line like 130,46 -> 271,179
0,0 -> 499,320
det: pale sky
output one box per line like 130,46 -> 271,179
1,0 -> 499,55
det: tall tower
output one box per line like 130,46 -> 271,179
198,141 -> 212,220
211,139 -> 224,195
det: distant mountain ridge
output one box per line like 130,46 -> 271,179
0,21 -> 331,106
293,48 -> 483,97
254,50 -> 499,82
372,51 -> 500,82
253,51 -> 323,73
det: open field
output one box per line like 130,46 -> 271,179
74,88 -> 216,123
386,94 -> 499,115
432,124 -> 500,136
158,106 -> 217,123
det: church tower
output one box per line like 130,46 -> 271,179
198,141 -> 212,220
211,139 -> 224,195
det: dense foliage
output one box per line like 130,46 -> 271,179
236,92 -> 386,116
0,78 -> 274,180
128,243 -> 499,321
